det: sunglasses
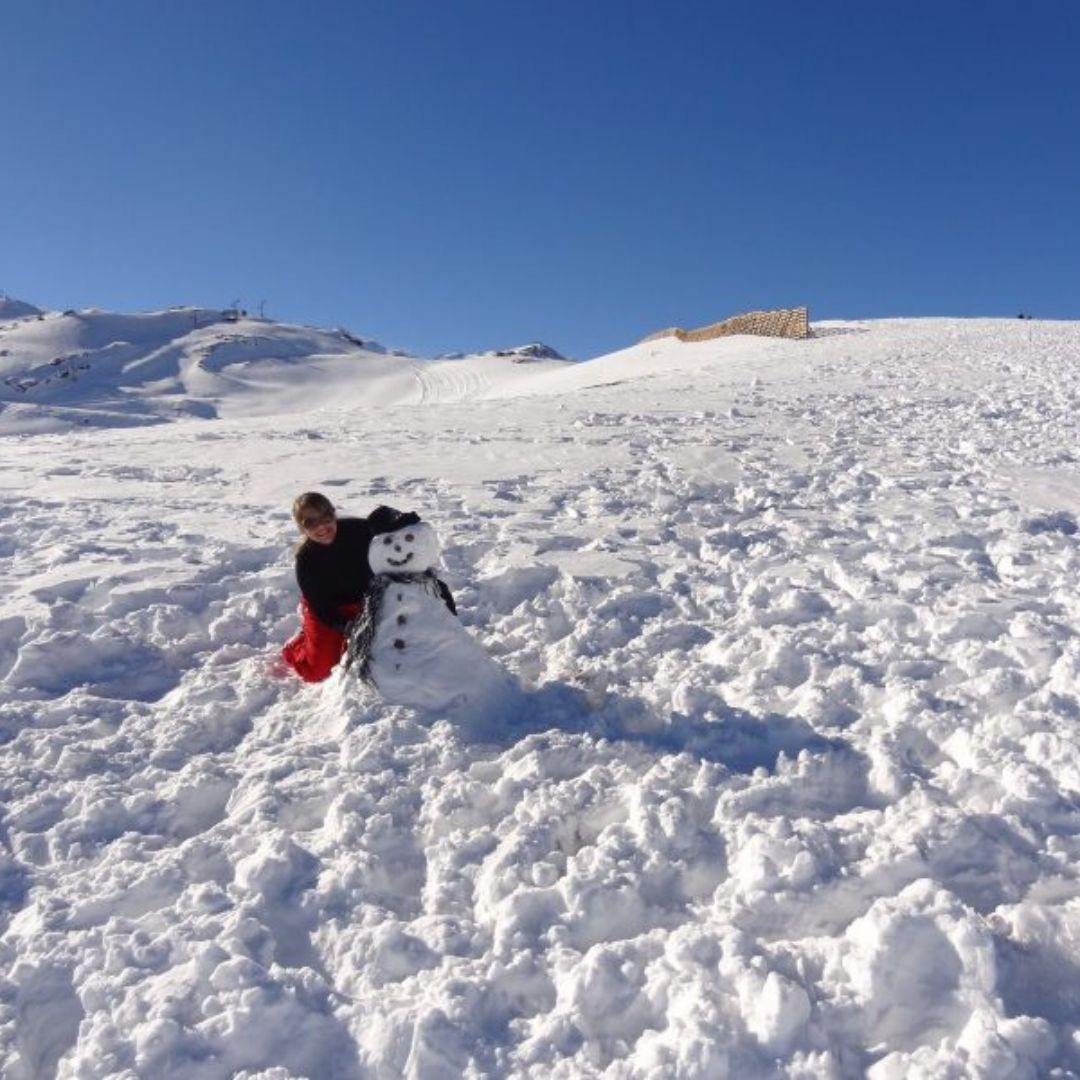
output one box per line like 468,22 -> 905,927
301,511 -> 335,530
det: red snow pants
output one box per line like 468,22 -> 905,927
281,598 -> 363,683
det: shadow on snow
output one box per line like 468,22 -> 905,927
453,678 -> 855,777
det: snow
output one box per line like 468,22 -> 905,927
0,306 -> 575,433
0,296 -> 44,321
2,309 -> 1080,1077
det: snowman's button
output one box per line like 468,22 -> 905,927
397,614 -> 407,626
393,639 -> 406,650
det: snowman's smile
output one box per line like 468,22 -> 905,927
387,553 -> 414,567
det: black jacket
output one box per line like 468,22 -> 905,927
295,517 -> 376,630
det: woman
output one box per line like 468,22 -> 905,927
281,492 -> 411,682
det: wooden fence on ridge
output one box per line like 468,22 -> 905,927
642,306 -> 810,344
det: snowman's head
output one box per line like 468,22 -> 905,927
369,520 -> 441,574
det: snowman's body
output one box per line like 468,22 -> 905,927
348,520 -> 514,716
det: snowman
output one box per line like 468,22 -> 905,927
346,514 -> 516,718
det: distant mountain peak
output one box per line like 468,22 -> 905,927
491,342 -> 568,362
0,294 -> 45,320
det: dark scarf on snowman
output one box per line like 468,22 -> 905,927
345,570 -> 457,683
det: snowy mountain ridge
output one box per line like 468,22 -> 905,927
0,300 -> 576,433
0,294 -> 43,320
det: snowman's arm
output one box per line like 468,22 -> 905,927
436,579 -> 457,616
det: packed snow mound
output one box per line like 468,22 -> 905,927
0,294 -> 43,320
0,306 -> 576,433
2,316 -> 1080,1077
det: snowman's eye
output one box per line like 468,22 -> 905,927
405,533 -> 414,542
383,537 -> 392,545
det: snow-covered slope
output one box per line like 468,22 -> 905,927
0,305 -> 575,433
0,295 -> 43,321
2,316 -> 1080,1077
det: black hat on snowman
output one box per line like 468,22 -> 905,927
368,505 -> 421,535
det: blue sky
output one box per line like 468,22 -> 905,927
3,1 -> 1078,358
